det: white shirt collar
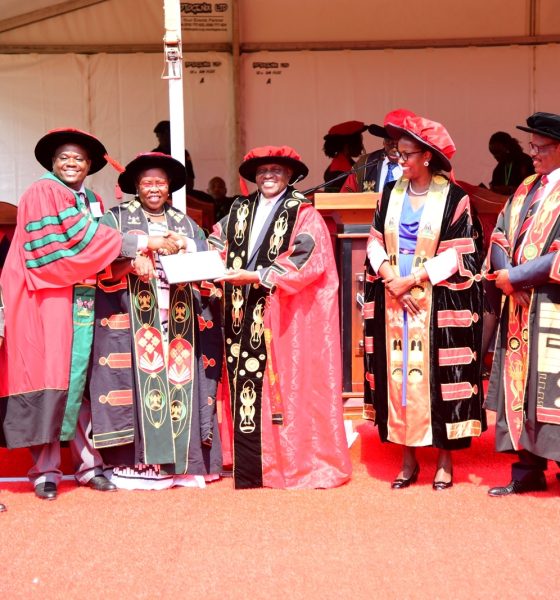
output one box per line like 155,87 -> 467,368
545,167 -> 560,186
259,188 -> 287,205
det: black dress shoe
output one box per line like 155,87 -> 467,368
0,503 -> 6,512
433,468 -> 453,490
391,463 -> 420,489
35,482 -> 57,500
87,475 -> 117,492
488,477 -> 547,496
433,480 -> 453,490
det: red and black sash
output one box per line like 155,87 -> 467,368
93,201 -> 198,472
223,189 -> 303,488
499,176 -> 560,447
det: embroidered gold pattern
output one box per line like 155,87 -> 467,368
231,287 -> 244,334
250,299 -> 266,349
239,380 -> 257,433
234,202 -> 250,245
268,211 -> 289,260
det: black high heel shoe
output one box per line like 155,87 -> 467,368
432,468 -> 453,490
391,463 -> 420,489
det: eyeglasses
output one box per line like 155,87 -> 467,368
395,150 -> 423,162
255,166 -> 286,177
138,179 -> 169,189
529,141 -> 559,155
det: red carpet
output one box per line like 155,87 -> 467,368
0,415 -> 558,599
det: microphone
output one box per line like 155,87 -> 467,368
291,173 -> 305,186
301,157 -> 377,196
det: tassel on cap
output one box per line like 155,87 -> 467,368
104,153 -> 125,174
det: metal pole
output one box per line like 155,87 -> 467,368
232,0 -> 243,189
163,0 -> 186,213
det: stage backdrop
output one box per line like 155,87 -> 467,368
0,0 -> 559,205
0,52 -> 234,207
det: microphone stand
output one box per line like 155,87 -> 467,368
301,156 -> 378,196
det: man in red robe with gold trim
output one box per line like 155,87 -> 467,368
210,146 -> 351,489
0,128 -> 178,500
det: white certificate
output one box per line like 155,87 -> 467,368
160,250 -> 226,284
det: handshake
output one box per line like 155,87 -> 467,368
133,231 -> 195,281
147,230 -> 192,256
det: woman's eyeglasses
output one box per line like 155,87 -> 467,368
138,179 -> 169,189
395,150 -> 423,162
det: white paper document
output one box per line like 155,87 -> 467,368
160,250 -> 226,284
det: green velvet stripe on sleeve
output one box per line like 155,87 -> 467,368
25,219 -> 99,269
25,206 -> 78,232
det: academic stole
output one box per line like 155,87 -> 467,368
503,178 -> 560,449
62,181 -> 103,440
224,192 -> 301,488
124,201 -> 196,470
383,176 -> 448,446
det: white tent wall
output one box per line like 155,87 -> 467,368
182,52 -> 236,197
0,54 -> 89,203
0,0 -> 559,205
239,0 -> 528,42
0,51 -> 234,207
241,45 -> 540,192
0,1 -> 165,45
1,0 -> 541,45
535,44 -> 560,109
89,51 -> 234,206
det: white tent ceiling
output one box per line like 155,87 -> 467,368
0,0 -> 559,206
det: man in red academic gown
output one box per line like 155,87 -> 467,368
210,146 -> 352,489
0,128 -> 178,500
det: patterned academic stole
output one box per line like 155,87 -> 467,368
502,177 -> 560,449
383,176 -> 448,446
224,190 -> 302,488
123,201 -> 197,468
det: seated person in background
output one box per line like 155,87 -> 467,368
341,109 -> 415,193
151,122 -> 219,227
152,120 -> 195,190
207,176 -> 235,222
489,131 -> 534,196
322,121 -> 366,192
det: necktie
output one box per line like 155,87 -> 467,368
385,161 -> 397,184
78,191 -> 88,209
513,175 -> 548,264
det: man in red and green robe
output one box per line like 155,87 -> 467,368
0,128 -> 177,500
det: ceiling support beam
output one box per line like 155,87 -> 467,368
0,0 -> 109,34
1,35 -> 559,55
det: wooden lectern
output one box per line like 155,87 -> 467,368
315,192 -> 380,413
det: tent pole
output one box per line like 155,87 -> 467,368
232,0 -> 243,191
163,0 -> 186,213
